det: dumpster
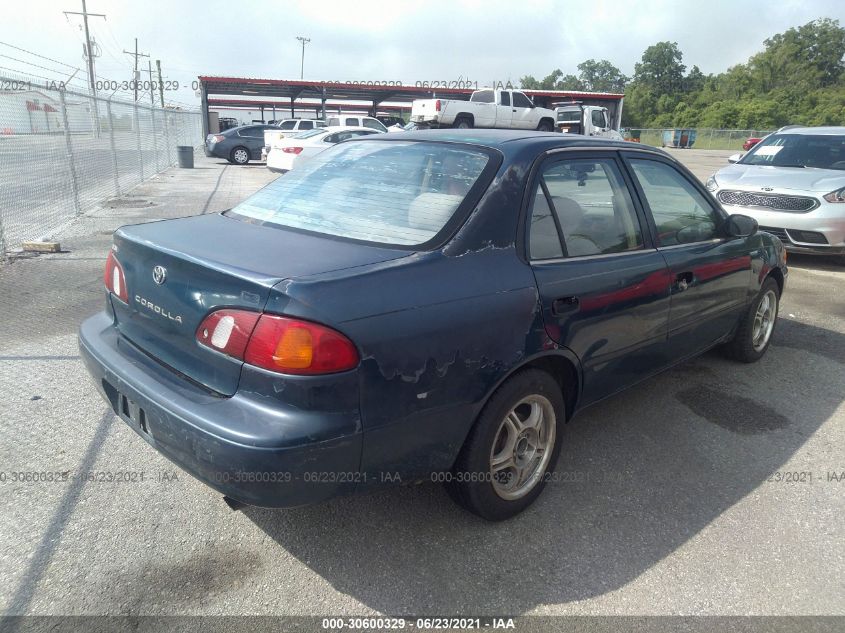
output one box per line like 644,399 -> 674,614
176,145 -> 195,168
623,129 -> 641,142
662,129 -> 697,148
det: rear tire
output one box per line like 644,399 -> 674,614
230,146 -> 250,165
453,116 -> 473,129
447,369 -> 565,521
722,277 -> 780,363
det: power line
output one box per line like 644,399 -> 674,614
0,53 -> 83,81
296,36 -> 310,80
123,38 -> 148,102
0,40 -> 83,71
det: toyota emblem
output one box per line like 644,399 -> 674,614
152,265 -> 167,285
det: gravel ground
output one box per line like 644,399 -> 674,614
0,151 -> 842,623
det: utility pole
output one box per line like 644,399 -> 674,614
123,38 -> 148,102
146,60 -> 155,105
156,59 -> 165,108
296,36 -> 310,80
64,0 -> 105,98
64,0 -> 105,135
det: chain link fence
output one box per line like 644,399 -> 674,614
626,128 -> 776,150
0,73 -> 202,260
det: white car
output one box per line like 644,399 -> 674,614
262,119 -> 326,160
707,126 -> 845,256
411,88 -> 556,131
325,115 -> 389,132
266,126 -> 383,173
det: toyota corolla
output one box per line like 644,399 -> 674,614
79,130 -> 787,520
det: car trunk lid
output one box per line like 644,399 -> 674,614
110,213 -> 408,395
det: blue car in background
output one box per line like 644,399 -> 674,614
205,124 -> 278,164
79,130 -> 786,520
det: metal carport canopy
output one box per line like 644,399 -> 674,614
197,76 -> 624,134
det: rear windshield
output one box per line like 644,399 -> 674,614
557,109 -> 581,122
741,133 -> 845,170
228,140 -> 492,246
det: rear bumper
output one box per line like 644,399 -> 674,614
78,311 -> 362,508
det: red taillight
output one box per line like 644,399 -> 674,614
435,99 -> 441,112
282,147 -> 303,154
104,250 -> 128,303
196,309 -> 260,358
212,134 -> 225,143
195,310 -> 359,375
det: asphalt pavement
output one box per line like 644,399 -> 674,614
0,151 -> 842,621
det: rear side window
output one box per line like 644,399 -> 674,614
327,117 -> 340,126
316,121 -> 327,127
629,159 -> 720,246
299,120 -> 314,130
344,118 -> 360,126
278,121 -> 297,130
500,92 -> 511,106
228,141 -> 493,246
529,158 -> 644,259
471,90 -> 495,103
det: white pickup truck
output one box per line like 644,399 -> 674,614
411,88 -> 556,131
554,103 -> 624,140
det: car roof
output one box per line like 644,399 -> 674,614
355,128 -> 668,155
775,126 -> 845,136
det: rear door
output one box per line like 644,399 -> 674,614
496,91 -> 513,128
238,126 -> 270,158
528,151 -> 672,404
623,153 -> 753,360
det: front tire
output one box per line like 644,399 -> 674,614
723,277 -> 780,362
537,121 -> 553,132
447,369 -> 565,521
230,146 -> 250,165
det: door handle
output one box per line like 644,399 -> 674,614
552,296 -> 580,315
513,109 -> 517,112
674,272 -> 694,292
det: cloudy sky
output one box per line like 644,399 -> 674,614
2,0 -> 843,106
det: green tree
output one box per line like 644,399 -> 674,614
633,41 -> 686,95
576,59 -> 629,92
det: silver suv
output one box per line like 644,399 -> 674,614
707,126 -> 845,256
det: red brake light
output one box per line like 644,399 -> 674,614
196,309 -> 260,358
104,250 -> 128,302
435,99 -> 441,112
195,310 -> 359,375
245,315 -> 359,375
212,134 -> 225,142
282,147 -> 303,154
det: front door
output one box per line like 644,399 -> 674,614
527,152 -> 673,405
511,91 -> 538,130
496,91 -> 513,128
624,154 -> 753,360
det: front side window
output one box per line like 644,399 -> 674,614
529,158 -> 644,259
344,118 -> 360,126
629,159 -> 721,246
512,92 -> 533,108
591,110 -> 604,127
298,120 -> 314,130
228,141 -> 492,246
278,121 -> 297,130
362,118 -> 388,131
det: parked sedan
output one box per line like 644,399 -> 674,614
204,124 -> 278,165
266,126 -> 382,173
707,126 -> 845,255
80,130 -> 786,521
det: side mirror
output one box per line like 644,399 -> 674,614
724,214 -> 758,238
728,153 -> 744,164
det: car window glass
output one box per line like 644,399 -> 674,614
500,92 -> 511,106
591,110 -> 604,127
327,117 -> 340,126
530,158 -> 644,258
278,121 -> 297,130
316,121 -> 327,127
470,90 -> 494,103
629,159 -> 720,246
512,92 -> 533,108
299,121 -> 313,130
344,118 -> 360,126
363,118 -> 387,131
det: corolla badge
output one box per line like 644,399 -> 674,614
152,265 -> 167,285
135,295 -> 183,324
